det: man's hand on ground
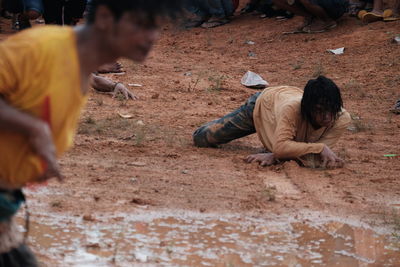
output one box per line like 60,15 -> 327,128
113,83 -> 138,100
29,121 -> 64,182
245,153 -> 276,167
320,145 -> 344,169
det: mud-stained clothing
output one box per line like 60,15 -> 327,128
193,92 -> 260,147
193,86 -> 351,163
253,86 -> 351,159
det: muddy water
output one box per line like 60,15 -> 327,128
17,210 -> 400,267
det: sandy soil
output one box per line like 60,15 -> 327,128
1,5 -> 400,259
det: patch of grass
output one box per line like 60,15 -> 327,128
350,119 -> 372,133
382,209 -> 400,243
134,125 -> 146,146
312,63 -> 325,78
85,116 -> 96,125
207,74 -> 228,92
94,98 -> 104,106
291,60 -> 303,70
262,186 -> 277,202
78,116 -> 147,146
187,73 -> 202,92
50,200 -> 62,208
344,79 -> 366,98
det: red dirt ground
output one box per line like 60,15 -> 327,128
1,4 -> 400,259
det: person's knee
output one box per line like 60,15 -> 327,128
25,9 -> 40,19
193,127 -> 216,147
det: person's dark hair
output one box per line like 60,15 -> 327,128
87,0 -> 183,25
301,76 -> 343,123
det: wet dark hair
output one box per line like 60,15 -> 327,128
301,76 -> 343,123
87,0 -> 183,25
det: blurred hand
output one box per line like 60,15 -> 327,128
245,153 -> 276,167
320,145 -> 344,169
113,83 -> 137,100
29,121 -> 64,182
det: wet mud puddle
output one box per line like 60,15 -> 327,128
18,210 -> 400,266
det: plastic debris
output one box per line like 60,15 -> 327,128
128,83 -> 143,87
245,40 -> 255,45
327,47 -> 345,55
241,71 -> 269,89
384,154 -> 398,157
117,112 -> 134,119
393,36 -> 400,44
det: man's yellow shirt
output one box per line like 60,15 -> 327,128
0,26 -> 87,187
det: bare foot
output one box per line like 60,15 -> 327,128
97,62 -> 124,74
295,16 -> 313,31
302,19 -> 337,33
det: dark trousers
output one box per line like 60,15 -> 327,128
0,245 -> 38,267
43,0 -> 86,25
0,190 -> 37,267
193,92 -> 260,147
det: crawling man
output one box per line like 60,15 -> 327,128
193,76 -> 351,169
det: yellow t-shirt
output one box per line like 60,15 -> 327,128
0,26 -> 87,188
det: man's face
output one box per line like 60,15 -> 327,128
312,105 -> 335,128
114,13 -> 159,62
103,11 -> 160,62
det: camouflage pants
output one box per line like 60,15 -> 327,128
193,92 -> 261,147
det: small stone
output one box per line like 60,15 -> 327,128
86,243 -> 100,249
128,161 -> 146,167
230,96 -> 236,101
248,51 -> 256,57
151,93 -> 159,99
83,214 -> 95,222
207,102 -> 213,105
130,178 -> 137,183
136,120 -> 145,126
182,170 -> 189,174
199,208 -> 206,213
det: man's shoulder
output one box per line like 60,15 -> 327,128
336,109 -> 352,125
258,86 -> 303,106
3,26 -> 73,50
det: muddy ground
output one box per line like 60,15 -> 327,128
1,5 -> 400,266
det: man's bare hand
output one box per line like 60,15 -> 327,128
29,122 -> 63,182
320,145 -> 344,169
245,153 -> 276,167
113,83 -> 138,100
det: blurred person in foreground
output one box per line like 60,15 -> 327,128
0,0 -> 182,265
193,76 -> 351,169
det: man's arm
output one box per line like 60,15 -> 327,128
272,105 -> 325,159
91,74 -> 137,100
0,97 -> 62,182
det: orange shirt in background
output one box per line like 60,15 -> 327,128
253,86 -> 351,165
